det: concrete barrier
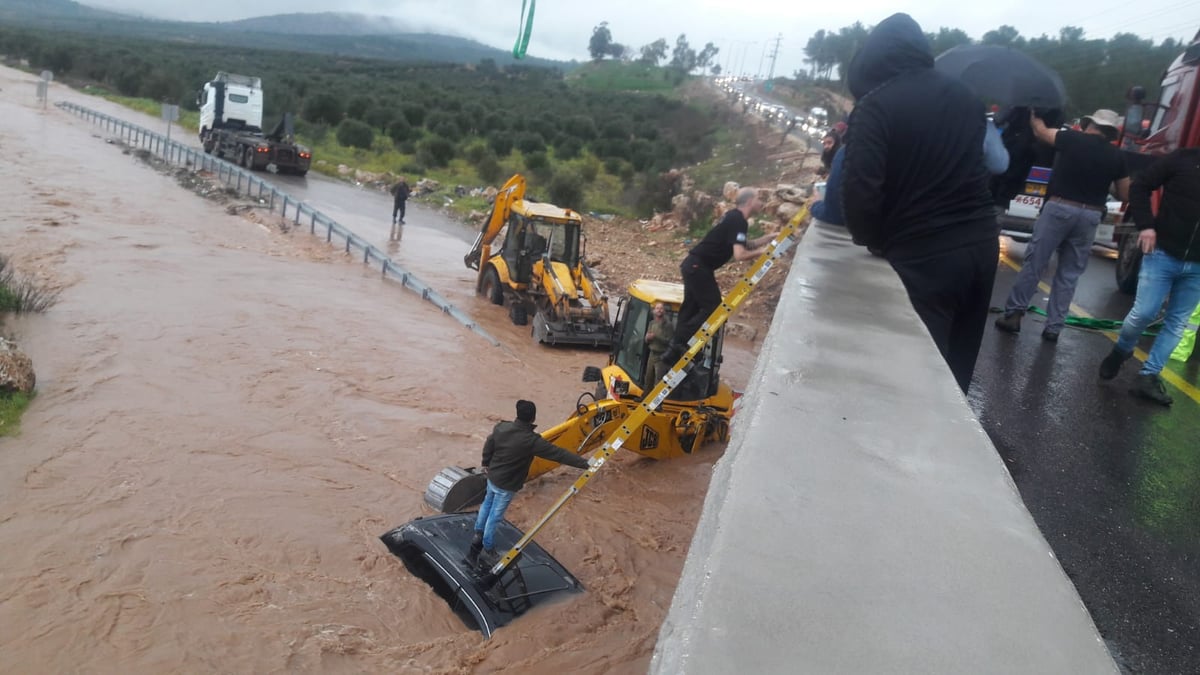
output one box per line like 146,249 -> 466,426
651,222 -> 1117,673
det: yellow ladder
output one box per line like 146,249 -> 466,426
489,205 -> 810,575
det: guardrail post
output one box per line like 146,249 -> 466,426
269,188 -> 276,211
326,220 -> 332,242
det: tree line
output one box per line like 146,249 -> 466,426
0,25 -> 732,214
801,23 -> 1186,116
588,23 -> 721,79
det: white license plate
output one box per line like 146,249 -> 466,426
1094,222 -> 1115,244
1007,195 -> 1043,219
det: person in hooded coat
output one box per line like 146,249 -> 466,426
841,13 -> 1000,394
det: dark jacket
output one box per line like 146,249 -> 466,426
842,13 -> 997,261
1129,148 -> 1200,263
391,182 -> 410,202
811,146 -> 845,225
481,419 -> 589,492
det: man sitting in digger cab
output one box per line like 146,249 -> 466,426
470,400 -> 590,569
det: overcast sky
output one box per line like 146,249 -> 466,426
86,0 -> 1197,77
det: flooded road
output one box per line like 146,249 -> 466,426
0,66 -> 749,673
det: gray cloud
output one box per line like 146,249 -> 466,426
85,0 -> 1195,78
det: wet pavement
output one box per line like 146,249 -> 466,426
973,239 -> 1200,674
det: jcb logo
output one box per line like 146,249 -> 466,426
640,426 -> 659,450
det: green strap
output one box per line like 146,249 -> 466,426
512,0 -> 536,59
1023,306 -> 1162,336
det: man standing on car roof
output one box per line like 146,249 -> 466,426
994,109 -> 1130,342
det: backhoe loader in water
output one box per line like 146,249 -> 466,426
381,201 -> 808,639
464,174 -> 612,347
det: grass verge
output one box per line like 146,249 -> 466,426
0,391 -> 32,437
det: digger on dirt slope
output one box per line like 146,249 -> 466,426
464,174 -> 612,347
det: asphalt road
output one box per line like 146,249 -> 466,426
973,238 -> 1200,674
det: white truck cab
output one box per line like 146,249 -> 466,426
198,72 -> 265,140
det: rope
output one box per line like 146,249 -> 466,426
512,0 -> 536,59
991,306 -> 1162,336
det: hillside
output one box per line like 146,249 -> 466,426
0,1 -> 569,68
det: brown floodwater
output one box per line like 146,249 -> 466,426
0,66 -> 758,673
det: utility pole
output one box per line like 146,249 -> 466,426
766,33 -> 783,81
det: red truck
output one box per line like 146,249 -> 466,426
995,31 -> 1199,292
1113,29 -> 1200,292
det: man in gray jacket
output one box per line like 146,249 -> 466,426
470,399 -> 590,568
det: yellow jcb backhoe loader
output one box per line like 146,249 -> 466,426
384,197 -> 808,639
464,174 -> 612,347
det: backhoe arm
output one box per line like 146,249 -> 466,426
465,174 -> 526,270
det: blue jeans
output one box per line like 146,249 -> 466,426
473,480 -> 516,551
1115,249 -> 1200,375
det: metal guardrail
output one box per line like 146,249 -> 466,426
55,101 -> 499,346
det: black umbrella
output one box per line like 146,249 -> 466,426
934,45 -> 1067,109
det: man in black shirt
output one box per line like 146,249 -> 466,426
659,187 -> 773,367
995,109 -> 1130,341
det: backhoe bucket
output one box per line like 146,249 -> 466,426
531,310 -> 613,348
424,466 -> 487,512
380,513 -> 583,637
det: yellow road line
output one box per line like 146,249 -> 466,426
999,252 -> 1200,405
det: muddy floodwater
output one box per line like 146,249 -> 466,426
0,66 -> 758,673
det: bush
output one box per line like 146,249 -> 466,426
303,93 -> 343,126
476,153 -> 504,184
564,115 -> 598,140
401,103 -> 426,127
365,105 -> 396,132
387,117 -> 416,144
346,95 -> 373,121
463,141 -> 490,164
516,132 -> 546,154
525,151 -> 551,181
418,135 -> 456,168
0,255 -> 58,312
336,118 -> 375,149
578,155 -> 601,182
555,137 -> 583,160
548,169 -> 585,209
488,133 -> 514,157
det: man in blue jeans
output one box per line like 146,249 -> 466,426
469,399 -> 590,569
1099,147 -> 1200,405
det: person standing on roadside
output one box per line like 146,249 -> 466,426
658,188 -> 773,368
994,109 -> 1130,342
1098,147 -> 1200,405
390,176 -> 410,237
840,13 -> 1000,394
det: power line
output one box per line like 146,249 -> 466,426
767,33 -> 783,80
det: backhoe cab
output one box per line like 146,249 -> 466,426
465,174 -> 612,347
422,278 -> 736,513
